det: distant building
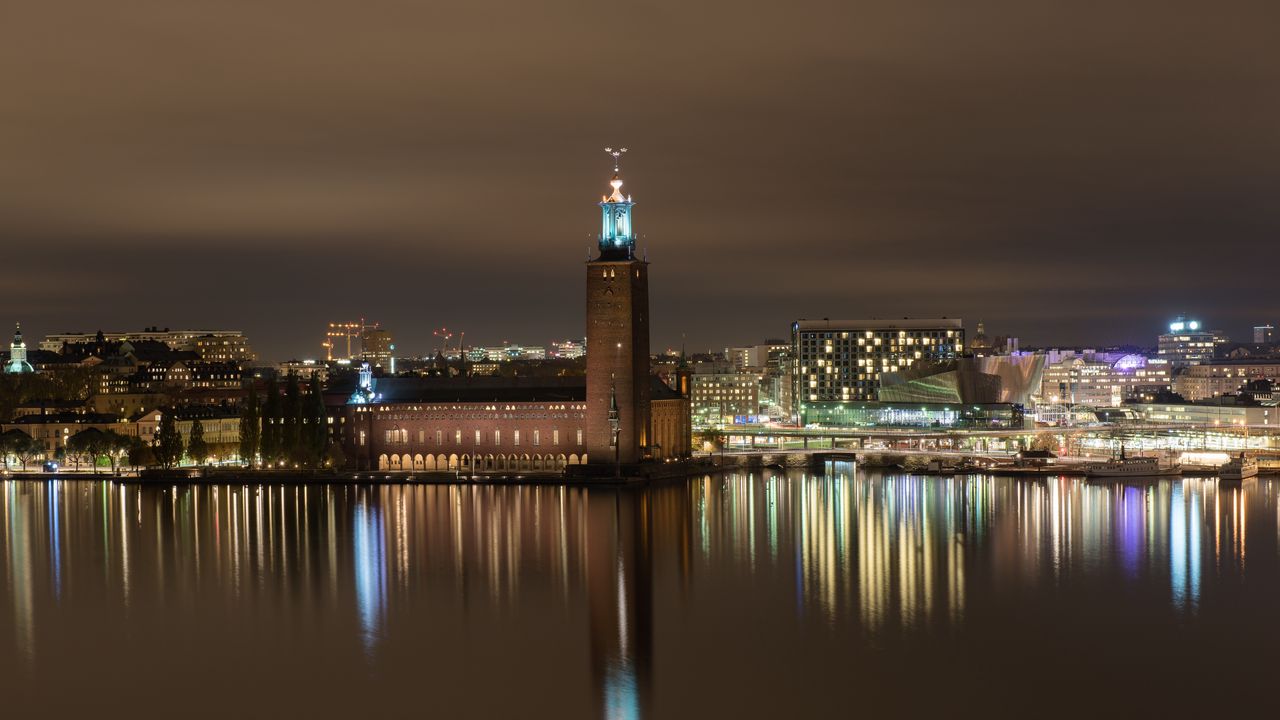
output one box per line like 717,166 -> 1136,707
718,342 -> 790,421
1038,353 -> 1171,408
10,400 -> 87,419
89,392 -> 167,419
801,402 -> 1025,430
40,328 -> 253,362
277,359 -> 329,383
1255,325 -> 1276,344
134,405 -> 242,459
1173,360 -> 1280,401
1,412 -> 129,455
725,342 -> 788,371
690,367 -> 760,429
550,339 -> 586,359
361,327 -> 394,370
1157,316 -> 1227,367
648,376 -> 690,461
879,355 -> 1046,406
798,354 -> 1041,429
1135,402 -> 1275,427
791,318 -> 964,418
968,321 -> 1019,356
189,334 -> 257,364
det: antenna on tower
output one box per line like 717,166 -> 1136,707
604,146 -> 628,172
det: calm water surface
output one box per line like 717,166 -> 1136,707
3,468 -> 1278,718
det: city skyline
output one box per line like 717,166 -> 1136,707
5,4 -> 1280,717
9,311 -> 1271,365
4,2 -> 1277,360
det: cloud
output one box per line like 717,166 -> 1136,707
1,0 -> 1278,358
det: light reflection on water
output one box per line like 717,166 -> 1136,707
1,471 -> 1277,717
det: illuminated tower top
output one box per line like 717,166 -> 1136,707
597,147 -> 636,261
5,323 -> 33,374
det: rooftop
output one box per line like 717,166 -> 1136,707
339,376 -> 587,404
795,318 -> 964,331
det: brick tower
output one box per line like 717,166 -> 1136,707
586,148 -> 651,468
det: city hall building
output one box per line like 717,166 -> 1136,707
341,156 -> 690,473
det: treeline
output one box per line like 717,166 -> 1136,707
239,373 -> 335,468
0,368 -> 95,420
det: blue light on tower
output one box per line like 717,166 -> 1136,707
348,362 -> 379,404
598,147 -> 636,260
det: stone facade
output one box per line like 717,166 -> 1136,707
345,398 -> 589,471
585,259 -> 651,465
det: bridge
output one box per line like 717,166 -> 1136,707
709,422 -> 1279,456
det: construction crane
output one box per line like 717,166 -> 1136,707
324,322 -> 363,361
431,327 -> 466,358
432,327 -> 453,354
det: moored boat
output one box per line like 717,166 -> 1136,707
1085,446 -> 1181,479
1219,453 -> 1258,481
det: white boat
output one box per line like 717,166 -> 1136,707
1219,453 -> 1258,481
1085,446 -> 1182,479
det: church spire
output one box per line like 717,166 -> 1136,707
597,147 -> 635,260
5,322 -> 33,374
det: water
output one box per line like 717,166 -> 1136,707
2,468 -> 1278,718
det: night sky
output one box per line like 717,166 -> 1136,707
3,1 -> 1278,361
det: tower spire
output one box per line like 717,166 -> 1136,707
605,146 -> 627,173
597,147 -> 636,260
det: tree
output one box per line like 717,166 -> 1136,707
282,372 -> 302,465
67,428 -> 109,473
695,429 -> 726,454
0,430 -> 25,470
155,411 -> 184,469
105,430 -> 131,474
188,418 -> 209,465
260,377 -> 281,467
127,436 -> 154,469
15,434 -> 43,470
1030,433 -> 1061,453
324,440 -> 345,468
239,386 -> 260,467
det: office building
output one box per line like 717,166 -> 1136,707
361,326 -> 394,370
1157,316 -> 1227,367
1173,360 -> 1280,401
690,368 -> 760,429
189,334 -> 257,364
1038,353 -> 1171,408
791,318 -> 965,418
40,328 -> 253,361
